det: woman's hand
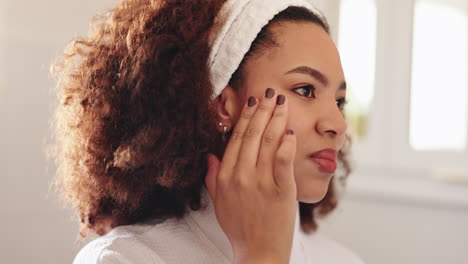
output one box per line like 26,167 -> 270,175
205,88 -> 297,264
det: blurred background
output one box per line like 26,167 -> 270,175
1,0 -> 467,263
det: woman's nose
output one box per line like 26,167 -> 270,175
315,101 -> 348,138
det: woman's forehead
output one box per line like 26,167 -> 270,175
243,22 -> 344,84
270,22 -> 340,66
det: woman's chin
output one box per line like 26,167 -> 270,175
295,175 -> 332,203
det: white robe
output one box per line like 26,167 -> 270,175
73,185 -> 365,264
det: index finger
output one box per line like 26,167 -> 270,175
219,96 -> 258,174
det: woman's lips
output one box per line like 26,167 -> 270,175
310,157 -> 337,173
309,148 -> 337,173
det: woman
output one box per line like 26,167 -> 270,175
50,0 -> 362,263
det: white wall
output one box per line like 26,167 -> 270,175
0,0 -> 116,263
1,0 -> 467,263
319,167 -> 468,264
321,196 -> 468,264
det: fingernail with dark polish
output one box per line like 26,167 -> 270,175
277,95 -> 285,105
265,88 -> 275,98
248,96 -> 256,107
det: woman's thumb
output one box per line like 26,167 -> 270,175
205,153 -> 220,202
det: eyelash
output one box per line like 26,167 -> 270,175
292,85 -> 348,111
293,85 -> 316,98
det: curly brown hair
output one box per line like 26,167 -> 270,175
49,0 -> 353,237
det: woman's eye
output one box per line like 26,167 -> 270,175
336,98 -> 348,111
292,85 -> 316,98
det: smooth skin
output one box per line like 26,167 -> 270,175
205,21 -> 348,264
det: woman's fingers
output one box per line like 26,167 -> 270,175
217,87 -> 291,189
256,94 -> 288,183
218,95 -> 258,175
237,88 -> 278,170
206,88 -> 298,264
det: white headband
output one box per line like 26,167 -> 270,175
208,0 -> 322,101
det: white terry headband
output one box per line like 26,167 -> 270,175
208,0 -> 323,101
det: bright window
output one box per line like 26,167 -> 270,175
410,0 -> 468,151
337,0 -> 377,140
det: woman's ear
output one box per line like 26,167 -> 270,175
215,85 -> 242,132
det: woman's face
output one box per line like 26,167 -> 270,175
219,21 -> 347,203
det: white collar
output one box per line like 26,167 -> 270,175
187,185 -> 306,263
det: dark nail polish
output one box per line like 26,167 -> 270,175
277,95 -> 285,105
286,129 -> 294,135
265,88 -> 275,98
248,96 -> 256,107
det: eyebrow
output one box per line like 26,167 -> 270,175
284,66 -> 347,91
